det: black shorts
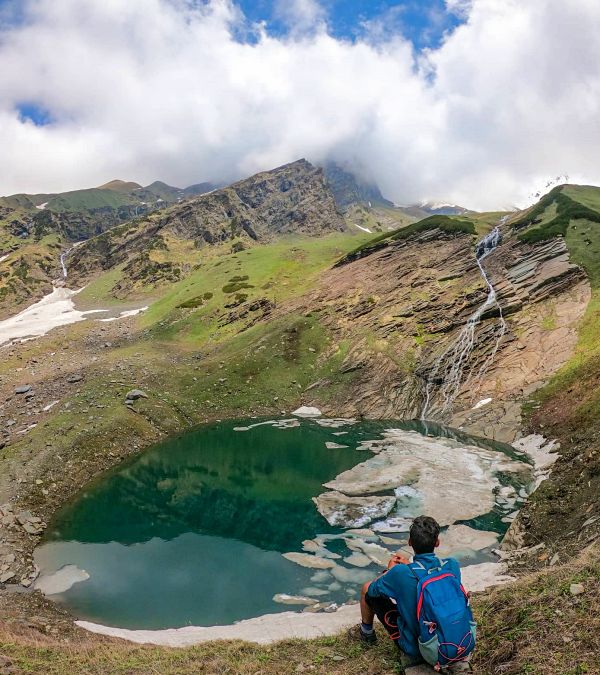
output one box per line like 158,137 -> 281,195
365,593 -> 401,643
365,593 -> 424,667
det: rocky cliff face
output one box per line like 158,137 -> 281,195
322,162 -> 393,211
291,223 -> 589,442
167,159 -> 345,242
69,159 -> 346,283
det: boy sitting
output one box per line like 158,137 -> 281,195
351,515 -> 474,672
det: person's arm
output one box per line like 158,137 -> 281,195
388,552 -> 410,569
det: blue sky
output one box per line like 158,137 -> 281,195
237,0 -> 464,48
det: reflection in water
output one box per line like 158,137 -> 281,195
36,418 -> 530,630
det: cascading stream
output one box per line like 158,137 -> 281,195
60,249 -> 71,278
59,241 -> 83,279
421,220 -> 507,420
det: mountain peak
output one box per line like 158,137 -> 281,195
98,180 -> 143,192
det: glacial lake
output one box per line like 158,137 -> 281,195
35,418 -> 532,630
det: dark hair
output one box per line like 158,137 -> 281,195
409,516 -> 440,554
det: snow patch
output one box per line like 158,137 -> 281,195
473,397 -> 492,409
99,306 -> 148,322
511,434 -> 559,488
0,287 -> 107,347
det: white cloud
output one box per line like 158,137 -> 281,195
445,0 -> 473,19
273,0 -> 326,34
0,0 -> 599,210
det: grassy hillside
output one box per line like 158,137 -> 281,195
517,185 -> 600,552
45,188 -> 137,212
513,185 -> 600,244
338,214 -> 477,264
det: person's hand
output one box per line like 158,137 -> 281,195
387,552 -> 410,569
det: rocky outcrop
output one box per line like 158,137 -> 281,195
322,162 -> 393,211
69,160 -> 346,282
290,225 -> 589,441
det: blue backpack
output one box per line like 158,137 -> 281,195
409,559 -> 476,670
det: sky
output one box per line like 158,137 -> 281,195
0,0 -> 599,209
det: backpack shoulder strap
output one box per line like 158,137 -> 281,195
407,560 -> 428,581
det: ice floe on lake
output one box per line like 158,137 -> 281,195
321,428 -> 530,528
34,564 -> 90,595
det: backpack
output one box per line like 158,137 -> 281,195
409,558 -> 476,670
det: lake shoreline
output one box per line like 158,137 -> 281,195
0,408 -> 546,643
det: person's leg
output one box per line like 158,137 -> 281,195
365,589 -> 425,668
360,581 -> 376,627
365,594 -> 400,641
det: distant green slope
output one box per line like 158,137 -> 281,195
513,185 -> 600,244
336,214 -> 476,265
46,188 -> 137,212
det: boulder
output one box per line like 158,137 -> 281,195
125,389 -> 148,401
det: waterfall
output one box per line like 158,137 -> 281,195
59,241 -> 82,279
60,250 -> 70,278
421,222 -> 507,420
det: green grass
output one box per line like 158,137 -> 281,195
515,187 -> 600,244
468,211 -> 511,236
73,264 -> 129,308
533,186 -> 600,426
46,188 -> 136,213
141,233 -> 369,346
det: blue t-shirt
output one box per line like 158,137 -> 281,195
367,553 -> 462,657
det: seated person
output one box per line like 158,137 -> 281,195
351,515 -> 474,672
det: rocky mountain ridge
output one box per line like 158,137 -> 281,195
68,159 -> 346,287
0,178 -> 216,247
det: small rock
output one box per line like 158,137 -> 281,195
125,389 -> 148,401
66,374 -> 84,383
22,523 -> 42,535
16,511 -> 33,525
0,655 -> 14,672
0,571 -> 15,583
570,583 -> 585,596
15,385 -> 32,394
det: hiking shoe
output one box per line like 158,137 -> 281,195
347,624 -> 377,646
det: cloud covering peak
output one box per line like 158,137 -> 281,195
1,0 -> 599,209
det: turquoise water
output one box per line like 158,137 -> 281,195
35,418 -> 529,630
